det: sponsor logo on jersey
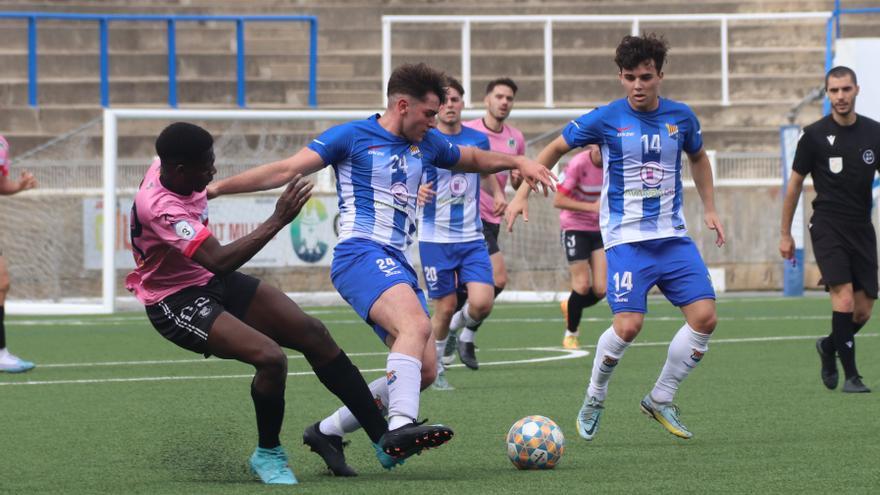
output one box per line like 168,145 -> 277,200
624,188 -> 674,199
639,162 -> 664,186
863,149 -> 875,165
829,157 -> 843,174
368,145 -> 385,157
675,224 -> 686,230
390,181 -> 409,205
665,123 -> 679,138
174,220 -> 196,240
617,129 -> 635,137
449,174 -> 469,197
826,135 -> 836,146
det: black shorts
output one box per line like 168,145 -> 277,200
482,221 -> 502,256
809,215 -> 879,298
145,271 -> 261,355
561,230 -> 604,264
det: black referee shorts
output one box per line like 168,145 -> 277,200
809,215 -> 879,299
145,271 -> 261,355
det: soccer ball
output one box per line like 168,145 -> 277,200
506,415 -> 565,470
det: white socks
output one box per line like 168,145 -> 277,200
319,375 -> 389,437
435,337 -> 448,373
385,352 -> 422,430
651,323 -> 710,404
586,326 -> 631,402
450,302 -> 481,332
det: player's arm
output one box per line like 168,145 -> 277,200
452,147 -> 556,196
779,170 -> 806,261
0,171 -> 37,195
687,147 -> 725,247
192,176 -> 312,274
506,135 -> 572,231
553,190 -> 598,213
208,148 -> 325,198
482,173 -> 507,216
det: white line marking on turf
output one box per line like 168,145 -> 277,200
0,347 -> 589,386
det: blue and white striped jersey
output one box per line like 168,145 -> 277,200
562,97 -> 703,248
418,127 -> 490,243
308,115 -> 461,251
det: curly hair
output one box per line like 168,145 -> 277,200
614,34 -> 669,72
386,63 -> 447,104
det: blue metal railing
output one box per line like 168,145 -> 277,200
825,2 -> 880,114
0,12 -> 318,108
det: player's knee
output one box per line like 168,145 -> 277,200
572,279 -> 590,294
614,321 -> 642,341
469,298 -> 493,321
692,312 -> 717,333
399,317 -> 432,342
254,344 -> 288,376
593,286 -> 607,300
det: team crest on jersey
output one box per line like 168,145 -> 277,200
390,181 -> 409,205
409,145 -> 421,158
507,137 -> 516,148
639,162 -> 664,186
450,174 -> 469,197
829,157 -> 843,174
665,123 -> 679,138
863,149 -> 875,165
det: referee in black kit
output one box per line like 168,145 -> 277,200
780,66 -> 878,393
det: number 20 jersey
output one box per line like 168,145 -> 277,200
562,97 -> 703,249
308,115 -> 461,251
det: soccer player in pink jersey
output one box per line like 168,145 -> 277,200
127,123 -> 399,483
446,77 -> 526,369
0,135 -> 38,373
555,146 -> 606,350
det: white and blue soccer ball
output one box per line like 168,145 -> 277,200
506,415 -> 565,470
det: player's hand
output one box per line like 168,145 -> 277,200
505,195 -> 528,233
417,182 -> 436,206
17,171 -> 37,191
704,211 -> 725,247
516,157 -> 557,197
273,174 -> 313,225
492,190 -> 508,216
510,169 -> 524,190
779,233 -> 796,263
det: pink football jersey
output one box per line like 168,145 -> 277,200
462,118 -> 526,224
0,135 -> 10,177
557,150 -> 602,232
125,159 -> 214,305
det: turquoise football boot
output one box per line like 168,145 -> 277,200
249,446 -> 298,484
576,395 -> 604,441
639,394 -> 693,439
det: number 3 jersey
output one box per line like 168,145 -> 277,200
418,127 -> 490,243
125,159 -> 214,305
308,114 -> 461,251
562,97 -> 703,249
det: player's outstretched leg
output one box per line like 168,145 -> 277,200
816,337 -> 839,390
575,325 -> 631,441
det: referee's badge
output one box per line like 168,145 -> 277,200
863,149 -> 875,165
829,157 -> 843,174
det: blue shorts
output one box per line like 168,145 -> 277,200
331,238 -> 429,342
605,236 -> 715,314
418,240 -> 494,299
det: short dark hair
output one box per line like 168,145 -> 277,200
485,77 -> 518,95
445,76 -> 465,97
615,34 -> 669,72
155,122 -> 213,170
825,65 -> 858,89
386,63 -> 447,104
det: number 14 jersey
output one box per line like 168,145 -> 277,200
562,97 -> 703,249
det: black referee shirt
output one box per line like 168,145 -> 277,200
792,113 -> 880,223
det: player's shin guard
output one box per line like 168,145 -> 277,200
385,352 -> 422,430
650,323 -> 710,404
312,350 -> 388,444
586,326 -> 631,401
320,375 -> 389,438
251,381 -> 285,449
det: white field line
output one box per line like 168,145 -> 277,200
3,333 -> 876,387
0,347 -> 589,387
7,314 -> 837,327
